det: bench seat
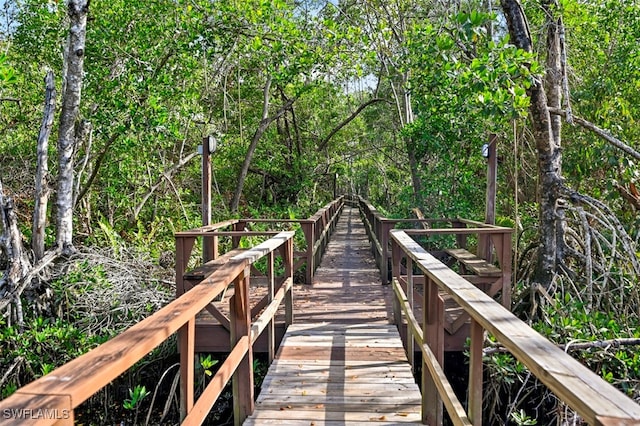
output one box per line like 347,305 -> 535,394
445,248 -> 501,277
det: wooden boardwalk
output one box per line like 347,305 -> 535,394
244,207 -> 423,425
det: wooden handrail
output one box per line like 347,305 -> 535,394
357,195 -> 512,294
0,231 -> 295,426
177,197 -> 344,285
390,229 -> 640,425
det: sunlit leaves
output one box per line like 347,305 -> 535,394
0,53 -> 16,85
407,13 -> 537,125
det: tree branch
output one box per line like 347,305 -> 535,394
316,98 -> 389,152
230,78 -> 298,212
132,152 -> 198,220
75,130 -> 122,205
0,249 -> 60,314
484,337 -> 640,356
548,107 -> 640,161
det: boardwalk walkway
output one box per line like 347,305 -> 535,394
244,207 -> 423,425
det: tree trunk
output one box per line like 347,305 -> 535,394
407,140 -> 423,207
230,78 -> 296,212
501,0 -> 565,286
543,0 -> 567,265
56,0 -> 90,255
0,179 -> 32,326
32,71 -> 56,261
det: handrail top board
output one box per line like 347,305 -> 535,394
0,265 -> 237,411
176,219 -> 240,235
183,248 -> 246,280
230,231 -> 295,264
175,218 -> 338,237
402,227 -> 512,235
390,229 -> 640,422
176,198 -> 343,235
176,230 -> 283,237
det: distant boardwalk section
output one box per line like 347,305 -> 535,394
244,207 -> 423,425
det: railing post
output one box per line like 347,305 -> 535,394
179,318 -> 195,421
301,220 -> 314,284
423,276 -> 444,425
452,219 -> 468,250
380,220 -> 394,285
391,239 -> 402,330
284,237 -> 294,327
175,235 -> 196,297
175,237 -> 186,297
490,230 -> 513,309
232,220 -> 246,249
501,231 -> 512,309
203,233 -> 218,263
175,232 -> 196,423
212,234 -> 219,260
406,257 -> 415,372
469,319 -> 484,426
267,251 -> 275,364
231,267 -> 254,426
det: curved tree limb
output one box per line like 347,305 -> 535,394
316,98 -> 389,152
548,107 -> 640,161
132,152 -> 198,220
230,77 -> 298,212
484,337 -> 640,356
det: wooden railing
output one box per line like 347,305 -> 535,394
234,197 -> 343,284
357,196 -> 511,301
0,231 -> 295,426
177,196 -> 343,287
390,229 -> 640,426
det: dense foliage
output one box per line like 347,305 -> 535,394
1,0 -> 639,424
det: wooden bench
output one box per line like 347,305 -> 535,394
442,249 -> 504,341
445,248 -> 501,277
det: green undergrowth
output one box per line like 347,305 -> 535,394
0,244 -> 175,404
483,296 -> 640,424
0,316 -> 110,398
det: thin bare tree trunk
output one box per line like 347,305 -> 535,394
0,179 -> 32,325
132,152 -> 198,220
56,0 -> 90,255
32,71 -> 56,261
230,77 -> 296,212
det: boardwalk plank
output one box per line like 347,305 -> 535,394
244,410 -> 422,424
257,382 -> 419,396
244,208 -> 422,425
